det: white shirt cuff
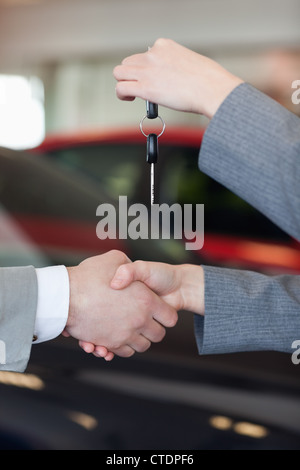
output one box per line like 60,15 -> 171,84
34,266 -> 69,344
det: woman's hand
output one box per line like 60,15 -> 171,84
114,38 -> 243,119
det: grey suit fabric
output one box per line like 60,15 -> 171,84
0,266 -> 37,372
195,83 -> 300,355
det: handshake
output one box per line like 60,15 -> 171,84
62,250 -> 205,361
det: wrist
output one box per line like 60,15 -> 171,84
65,266 -> 78,332
204,75 -> 244,119
34,265 -> 69,343
177,264 -> 205,316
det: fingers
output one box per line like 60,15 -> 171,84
154,306 -> 178,330
113,64 -> 141,81
80,343 -> 115,361
141,320 -> 166,344
115,80 -> 143,102
99,335 -> 151,361
129,335 -> 152,353
113,65 -> 141,101
150,295 -> 179,330
79,340 -> 95,353
111,261 -> 151,290
61,329 -> 71,338
105,335 -> 152,356
111,263 -> 178,329
110,345 -> 135,358
110,264 -> 133,289
93,346 -> 115,361
113,52 -> 151,102
93,345 -> 135,359
113,52 -> 149,81
101,351 -> 115,361
80,334 -> 152,360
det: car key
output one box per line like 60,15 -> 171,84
146,101 -> 158,120
140,97 -> 165,206
147,133 -> 158,205
146,101 -> 158,205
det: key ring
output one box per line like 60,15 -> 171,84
140,115 -> 166,139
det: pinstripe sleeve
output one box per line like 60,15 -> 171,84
199,83 -> 300,241
195,83 -> 300,355
194,266 -> 300,354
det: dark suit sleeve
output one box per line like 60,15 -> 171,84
0,266 -> 38,372
194,83 -> 300,355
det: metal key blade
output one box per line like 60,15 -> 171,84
151,163 -> 155,205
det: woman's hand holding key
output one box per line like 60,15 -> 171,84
113,38 -> 244,119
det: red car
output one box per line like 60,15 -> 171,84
31,126 -> 300,274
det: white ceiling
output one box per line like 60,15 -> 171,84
0,0 -> 299,67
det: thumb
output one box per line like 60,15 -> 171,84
110,261 -> 151,290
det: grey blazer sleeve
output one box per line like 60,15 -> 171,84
195,266 -> 300,354
194,83 -> 300,355
199,83 -> 300,241
0,266 -> 37,372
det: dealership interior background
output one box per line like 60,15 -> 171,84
0,0 -> 299,451
0,0 -> 299,149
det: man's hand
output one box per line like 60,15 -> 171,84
63,251 -> 178,358
114,38 -> 244,119
79,261 -> 205,360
